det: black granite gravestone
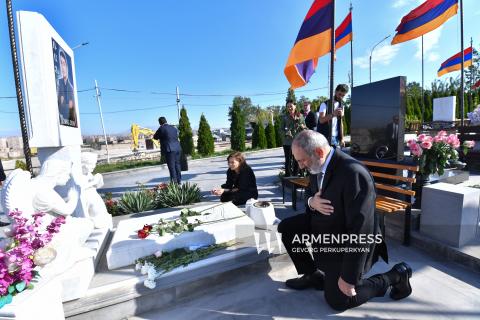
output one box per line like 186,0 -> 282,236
350,76 -> 406,161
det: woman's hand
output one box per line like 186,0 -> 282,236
211,188 -> 225,196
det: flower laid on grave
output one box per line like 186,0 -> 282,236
0,210 -> 65,308
136,208 -> 209,239
134,243 -> 229,289
408,131 -> 475,176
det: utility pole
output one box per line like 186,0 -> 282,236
176,86 -> 180,124
460,0 -> 465,127
94,80 -> 110,163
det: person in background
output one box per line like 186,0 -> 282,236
303,101 -> 318,131
317,84 -> 349,147
211,152 -> 258,205
153,117 -> 182,184
282,99 -> 306,176
0,159 -> 5,187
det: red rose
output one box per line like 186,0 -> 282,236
143,224 -> 153,232
138,229 -> 149,239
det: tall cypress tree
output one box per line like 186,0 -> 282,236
265,118 -> 276,148
274,115 -> 283,147
230,100 -> 246,151
257,122 -> 267,149
286,88 -> 296,105
178,106 -> 194,155
251,122 -> 259,149
197,114 -> 214,156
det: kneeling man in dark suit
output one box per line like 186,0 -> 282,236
278,130 -> 412,311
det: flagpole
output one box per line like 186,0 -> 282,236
349,1 -> 353,91
421,36 -> 424,125
460,0 -> 465,127
328,0 -> 335,145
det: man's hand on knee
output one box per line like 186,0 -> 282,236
338,277 -> 356,297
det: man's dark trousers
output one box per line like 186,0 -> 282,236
278,213 -> 389,311
165,150 -> 181,183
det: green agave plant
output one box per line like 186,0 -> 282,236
118,189 -> 156,214
155,182 -> 202,208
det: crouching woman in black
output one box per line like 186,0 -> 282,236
211,152 -> 258,205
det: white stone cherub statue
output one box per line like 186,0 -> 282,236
79,152 -> 113,229
1,158 -> 95,277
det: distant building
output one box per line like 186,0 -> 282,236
0,138 -> 7,149
6,136 -> 23,150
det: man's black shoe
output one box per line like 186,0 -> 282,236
389,262 -> 412,300
285,271 -> 324,290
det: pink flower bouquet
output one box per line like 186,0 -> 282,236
0,210 -> 65,308
408,131 -> 475,176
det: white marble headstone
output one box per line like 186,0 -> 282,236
433,96 -> 456,122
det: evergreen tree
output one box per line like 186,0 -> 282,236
230,100 -> 246,151
197,114 -> 214,156
286,88 -> 296,105
178,106 -> 195,155
257,122 -> 267,149
265,119 -> 276,148
274,115 -> 283,147
251,123 -> 259,149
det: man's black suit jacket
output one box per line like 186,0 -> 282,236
304,149 -> 388,285
153,124 -> 182,155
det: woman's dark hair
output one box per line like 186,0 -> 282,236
227,152 -> 247,168
335,84 -> 349,93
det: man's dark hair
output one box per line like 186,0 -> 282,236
59,50 -> 67,62
158,117 -> 167,125
335,84 -> 349,93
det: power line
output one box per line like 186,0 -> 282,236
0,87 -> 96,99
81,103 -> 177,115
99,86 -> 328,97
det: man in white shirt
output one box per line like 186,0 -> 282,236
317,84 -> 349,147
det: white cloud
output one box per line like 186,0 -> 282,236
354,44 -> 400,69
392,0 -> 422,8
392,0 -> 410,8
427,52 -> 440,62
414,25 -> 443,60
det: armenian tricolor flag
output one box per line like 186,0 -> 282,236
284,0 -> 333,89
437,47 -> 472,77
335,12 -> 352,50
392,0 -> 458,45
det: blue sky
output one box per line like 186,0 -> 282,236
0,0 -> 478,136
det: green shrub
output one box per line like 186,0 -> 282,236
118,189 -> 156,214
15,160 -> 27,170
155,182 -> 202,208
257,122 -> 267,149
179,107 -> 195,155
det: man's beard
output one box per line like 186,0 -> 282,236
307,155 -> 323,174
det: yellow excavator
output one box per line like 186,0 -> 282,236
131,124 -> 160,151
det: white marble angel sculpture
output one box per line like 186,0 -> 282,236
1,159 -> 94,277
79,152 -> 113,229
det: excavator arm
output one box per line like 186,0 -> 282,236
131,124 -> 160,151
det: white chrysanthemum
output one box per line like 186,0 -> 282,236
147,267 -> 158,281
140,263 -> 151,275
134,262 -> 142,271
144,279 -> 156,289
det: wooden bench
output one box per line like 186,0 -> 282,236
361,160 -> 419,246
458,125 -> 480,169
281,176 -> 309,210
